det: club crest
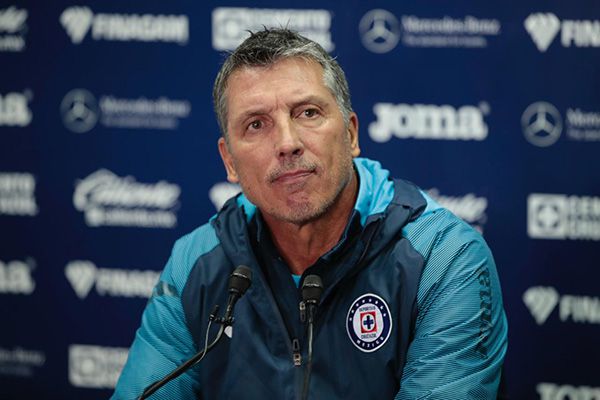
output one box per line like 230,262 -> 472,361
346,293 -> 392,352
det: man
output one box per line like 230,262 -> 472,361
112,28 -> 507,399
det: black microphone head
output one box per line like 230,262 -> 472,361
302,274 -> 324,305
229,265 -> 252,296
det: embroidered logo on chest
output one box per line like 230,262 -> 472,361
346,293 -> 392,352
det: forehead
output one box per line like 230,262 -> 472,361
225,57 -> 329,106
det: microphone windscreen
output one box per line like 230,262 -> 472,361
302,274 -> 323,303
229,265 -> 252,295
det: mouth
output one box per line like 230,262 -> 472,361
271,168 -> 316,185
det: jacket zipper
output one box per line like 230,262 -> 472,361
299,301 -> 306,323
293,300 -> 307,368
292,338 -> 302,367
249,263 -> 304,374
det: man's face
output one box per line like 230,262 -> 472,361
218,57 -> 360,225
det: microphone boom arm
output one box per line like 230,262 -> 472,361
139,323 -> 226,400
138,265 -> 252,400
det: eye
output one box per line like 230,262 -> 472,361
248,120 -> 263,130
302,108 -> 319,118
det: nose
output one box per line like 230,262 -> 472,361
275,118 -> 304,160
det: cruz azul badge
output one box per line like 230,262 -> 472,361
346,293 -> 392,352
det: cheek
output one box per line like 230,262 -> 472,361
233,154 -> 267,185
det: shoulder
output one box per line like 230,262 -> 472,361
403,189 -> 490,262
160,193 -> 253,294
401,190 -> 496,305
160,220 -> 221,293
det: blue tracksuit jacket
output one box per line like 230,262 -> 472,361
112,157 -> 508,399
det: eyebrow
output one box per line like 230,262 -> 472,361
231,104 -> 272,127
288,95 -> 329,112
236,95 -> 330,121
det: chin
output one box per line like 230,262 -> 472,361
277,199 -> 330,225
256,200 -> 309,224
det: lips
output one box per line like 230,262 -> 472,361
272,169 -> 314,185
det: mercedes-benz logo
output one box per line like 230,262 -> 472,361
359,9 -> 400,54
521,101 -> 562,147
61,89 -> 99,133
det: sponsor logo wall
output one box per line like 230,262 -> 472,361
60,7 -> 189,45
212,7 -> 334,51
359,9 -> 501,53
525,13 -> 600,52
537,383 -> 600,400
68,345 -> 128,389
368,101 -> 490,142
209,182 -> 241,210
0,91 -> 32,127
522,102 -> 600,146
65,260 -> 160,299
0,2 -> 598,399
524,286 -> 600,325
0,259 -> 35,295
73,169 -> 181,228
61,89 -> 191,133
0,6 -> 27,52
0,347 -> 45,377
0,173 -> 38,216
528,194 -> 600,241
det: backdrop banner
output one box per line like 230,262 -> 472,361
1,1 -> 599,398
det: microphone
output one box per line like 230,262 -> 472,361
301,274 -> 323,400
139,265 -> 252,399
223,265 -> 252,323
302,275 -> 324,311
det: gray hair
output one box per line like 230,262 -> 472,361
213,28 -> 353,139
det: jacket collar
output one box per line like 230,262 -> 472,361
234,157 -> 396,225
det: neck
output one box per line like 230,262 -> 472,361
262,170 -> 358,275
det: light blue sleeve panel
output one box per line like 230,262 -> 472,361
396,202 -> 508,400
111,223 -> 220,400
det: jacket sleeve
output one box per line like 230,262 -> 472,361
111,244 -> 202,400
396,220 -> 508,399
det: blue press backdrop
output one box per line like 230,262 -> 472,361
1,1 -> 599,399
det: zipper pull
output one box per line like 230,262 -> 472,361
292,338 -> 302,366
299,301 -> 306,323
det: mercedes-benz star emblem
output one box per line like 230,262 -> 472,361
521,102 -> 562,147
61,89 -> 99,133
359,9 -> 400,54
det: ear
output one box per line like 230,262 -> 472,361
218,137 -> 240,183
347,112 -> 361,157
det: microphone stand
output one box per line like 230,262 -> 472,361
138,307 -> 233,400
302,302 -> 316,400
300,275 -> 323,400
138,265 -> 252,400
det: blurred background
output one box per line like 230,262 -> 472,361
1,0 -> 599,398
